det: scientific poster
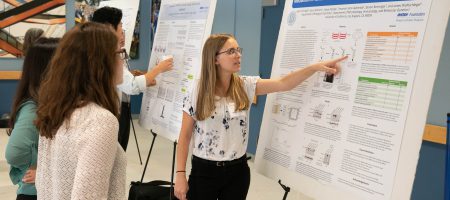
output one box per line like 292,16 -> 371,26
139,0 -> 216,141
254,0 -> 447,199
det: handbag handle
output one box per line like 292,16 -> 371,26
131,180 -> 172,186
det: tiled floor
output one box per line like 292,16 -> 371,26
0,120 -> 312,200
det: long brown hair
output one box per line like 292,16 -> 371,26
8,37 -> 59,135
196,34 -> 249,121
22,28 -> 44,56
36,22 -> 120,139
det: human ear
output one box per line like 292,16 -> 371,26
215,56 -> 219,65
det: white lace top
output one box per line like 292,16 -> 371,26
36,103 -> 126,200
183,76 -> 259,161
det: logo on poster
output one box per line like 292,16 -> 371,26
287,11 -> 297,26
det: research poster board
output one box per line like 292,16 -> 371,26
255,0 -> 449,199
139,0 -> 216,141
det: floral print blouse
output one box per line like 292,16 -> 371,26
183,76 -> 259,161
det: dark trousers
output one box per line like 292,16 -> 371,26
118,102 -> 131,151
17,194 -> 36,200
187,155 -> 251,200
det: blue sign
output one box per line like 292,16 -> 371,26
293,0 -> 412,8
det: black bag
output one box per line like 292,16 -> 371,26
128,131 -> 178,200
128,180 -> 177,200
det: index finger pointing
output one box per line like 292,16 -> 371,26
332,56 -> 348,64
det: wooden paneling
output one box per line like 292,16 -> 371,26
0,71 -> 21,80
423,124 -> 447,144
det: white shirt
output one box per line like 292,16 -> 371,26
117,62 -> 147,102
183,76 -> 259,161
36,103 -> 126,200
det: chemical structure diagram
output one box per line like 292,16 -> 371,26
304,141 -> 318,161
327,107 -> 344,128
308,102 -> 344,128
319,29 -> 363,62
314,29 -> 363,92
272,103 -> 301,121
319,145 -> 334,166
299,140 -> 335,168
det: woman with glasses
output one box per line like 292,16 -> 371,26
92,6 -> 173,151
35,22 -> 126,199
174,33 -> 347,200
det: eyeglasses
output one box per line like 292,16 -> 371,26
216,47 -> 243,56
116,49 -> 128,60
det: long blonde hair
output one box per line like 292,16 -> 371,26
196,34 -> 249,121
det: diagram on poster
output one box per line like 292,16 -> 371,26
139,0 -> 216,141
254,0 -> 448,200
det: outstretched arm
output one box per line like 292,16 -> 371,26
256,56 -> 347,95
145,58 -> 173,86
174,112 -> 195,200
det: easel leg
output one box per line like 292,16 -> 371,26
128,104 -> 143,165
140,130 -> 157,182
278,179 -> 291,200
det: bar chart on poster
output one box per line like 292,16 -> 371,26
254,0 -> 449,199
139,0 -> 216,141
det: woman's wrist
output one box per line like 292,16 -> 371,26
306,63 -> 320,72
145,70 -> 158,84
154,64 -> 163,74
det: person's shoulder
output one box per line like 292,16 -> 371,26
239,75 -> 260,80
16,100 -> 37,121
19,100 -> 37,112
86,103 -> 116,120
239,75 -> 260,85
191,79 -> 200,88
73,103 -> 118,136
73,103 -> 117,125
187,79 -> 200,96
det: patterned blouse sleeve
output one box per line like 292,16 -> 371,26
241,76 -> 260,104
182,81 -> 197,117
